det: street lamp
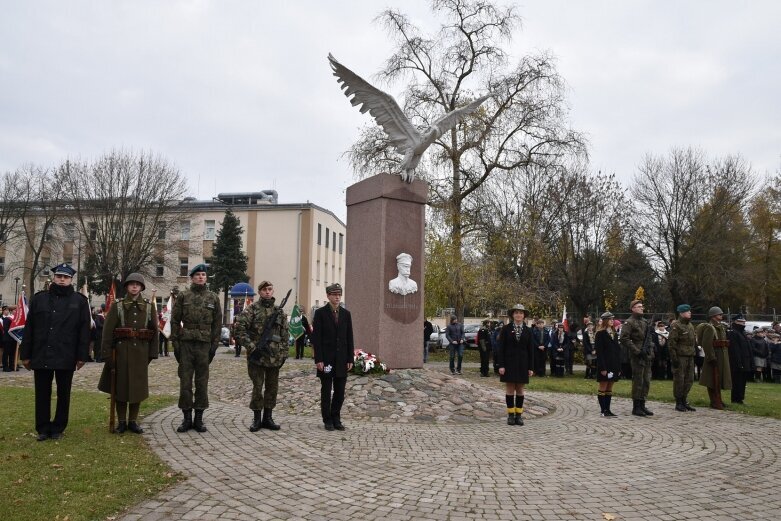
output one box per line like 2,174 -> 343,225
14,276 -> 19,302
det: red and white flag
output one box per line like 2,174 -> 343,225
8,291 -> 28,343
106,280 -> 116,313
561,305 -> 569,333
161,294 -> 173,339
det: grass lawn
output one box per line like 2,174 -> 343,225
0,387 -> 181,521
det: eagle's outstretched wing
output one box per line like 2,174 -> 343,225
328,53 -> 421,154
423,93 -> 492,146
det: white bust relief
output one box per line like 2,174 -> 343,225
388,252 -> 418,295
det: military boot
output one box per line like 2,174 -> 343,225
675,399 -> 687,412
631,399 -> 647,417
641,401 -> 654,416
684,401 -> 696,412
176,409 -> 193,432
261,408 -> 281,431
193,409 -> 208,433
249,410 -> 262,432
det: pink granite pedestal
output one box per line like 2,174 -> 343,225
345,174 -> 427,369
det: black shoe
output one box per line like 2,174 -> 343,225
641,401 -> 654,416
675,400 -> 687,412
333,419 -> 345,431
127,422 -> 144,434
684,402 -> 696,412
515,414 -> 524,426
261,408 -> 280,430
507,413 -> 515,425
50,432 -> 62,440
36,433 -> 49,442
450,370 -> 455,375
456,370 -> 462,375
249,410 -> 262,432
177,409 -> 193,433
324,421 -> 335,431
116,421 -> 127,434
603,410 -> 617,417
632,400 -> 647,417
193,409 -> 207,433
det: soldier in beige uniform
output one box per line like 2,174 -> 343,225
668,304 -> 696,412
697,306 -> 732,409
98,273 -> 158,433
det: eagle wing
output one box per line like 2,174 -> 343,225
328,53 -> 421,154
423,93 -> 492,146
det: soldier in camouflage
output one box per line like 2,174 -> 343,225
170,263 -> 222,433
234,280 -> 289,432
620,299 -> 654,417
668,304 -> 697,412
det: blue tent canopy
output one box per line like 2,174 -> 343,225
229,282 -> 255,297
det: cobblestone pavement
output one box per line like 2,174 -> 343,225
4,352 -> 780,520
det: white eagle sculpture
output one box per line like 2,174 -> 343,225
328,53 -> 493,183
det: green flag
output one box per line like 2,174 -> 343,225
288,303 -> 304,340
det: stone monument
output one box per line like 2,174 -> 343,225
345,175 -> 426,368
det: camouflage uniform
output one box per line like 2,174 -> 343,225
668,318 -> 696,408
234,298 -> 288,413
171,283 -> 221,412
620,313 -> 654,415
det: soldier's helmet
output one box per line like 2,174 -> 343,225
123,273 -> 146,291
708,306 -> 724,317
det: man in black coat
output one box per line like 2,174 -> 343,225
20,264 -> 91,441
727,315 -> 753,405
311,283 -> 354,431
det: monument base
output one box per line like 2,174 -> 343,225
345,174 -> 427,369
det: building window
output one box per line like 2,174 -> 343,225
332,231 -> 336,251
204,220 -> 216,240
339,233 -> 343,254
316,260 -> 320,285
155,258 -> 164,277
324,262 -> 327,287
158,223 -> 166,240
0,257 -> 4,276
179,257 -> 189,277
63,256 -> 73,265
39,257 -> 51,276
0,225 -> 6,241
180,221 -> 191,241
332,265 -> 335,283
44,228 -> 54,241
325,227 -> 330,248
88,222 -> 97,240
64,222 -> 76,240
317,223 -> 322,245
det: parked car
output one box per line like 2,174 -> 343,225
464,324 -> 480,349
221,326 -> 231,346
428,324 -> 445,350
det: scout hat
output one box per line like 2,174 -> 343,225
189,263 -> 208,277
51,263 -> 76,277
507,304 -> 527,316
123,272 -> 146,291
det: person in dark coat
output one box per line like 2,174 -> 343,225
1,305 -> 15,371
20,263 -> 91,441
727,314 -> 753,405
531,319 -> 548,377
92,305 -> 105,362
423,319 -> 434,364
97,273 -> 159,434
595,312 -> 621,417
548,323 -> 572,377
750,328 -> 769,382
497,304 -> 534,426
311,283 -> 354,431
477,320 -> 492,376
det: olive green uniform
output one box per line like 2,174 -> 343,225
171,284 -> 222,410
668,318 -> 696,402
620,315 -> 653,400
234,298 -> 288,410
697,321 -> 732,401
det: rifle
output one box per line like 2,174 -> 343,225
109,347 -> 116,433
248,289 -> 292,364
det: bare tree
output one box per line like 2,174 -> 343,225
18,165 -> 66,292
347,0 -> 584,318
61,150 -> 191,294
630,148 -> 755,307
0,171 -> 28,251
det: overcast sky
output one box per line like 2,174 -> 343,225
2,1 -> 779,221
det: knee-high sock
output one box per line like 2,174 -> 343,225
515,394 -> 525,414
597,391 -> 606,412
505,395 -> 514,413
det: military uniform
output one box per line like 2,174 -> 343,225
234,288 -> 288,432
619,305 -> 654,416
97,273 -> 158,433
697,313 -> 732,409
668,310 -> 696,411
170,264 -> 222,432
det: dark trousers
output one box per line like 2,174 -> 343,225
320,376 -> 346,422
34,369 -> 75,434
159,335 -> 168,356
731,369 -> 748,403
479,348 -> 490,376
295,336 -> 306,359
2,342 -> 17,370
